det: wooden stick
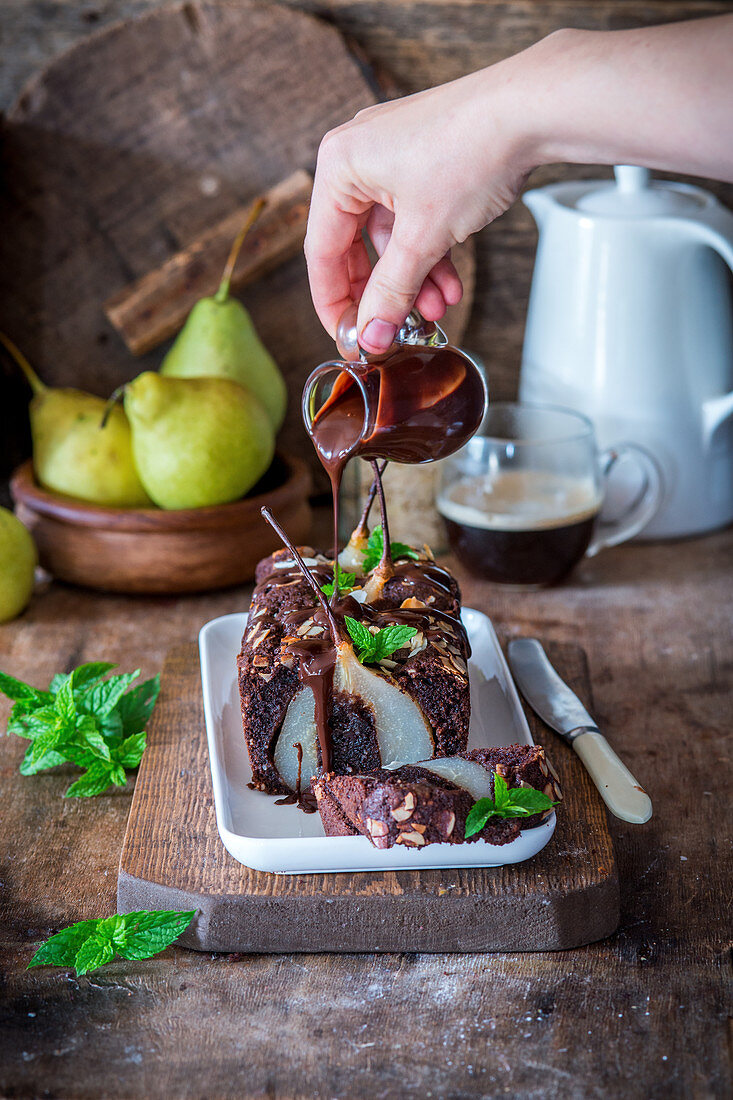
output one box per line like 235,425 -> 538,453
104,169 -> 312,356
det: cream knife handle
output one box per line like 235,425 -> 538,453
571,729 -> 653,824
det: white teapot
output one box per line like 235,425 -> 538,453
519,165 -> 733,538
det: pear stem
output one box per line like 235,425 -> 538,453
0,332 -> 46,396
215,196 -> 267,303
371,459 -> 395,581
354,460 -> 388,538
100,386 -> 125,430
261,507 -> 342,646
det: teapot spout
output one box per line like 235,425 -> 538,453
522,187 -> 552,228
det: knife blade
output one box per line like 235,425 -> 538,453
508,638 -> 652,824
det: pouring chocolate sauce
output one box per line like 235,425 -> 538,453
302,308 -> 487,559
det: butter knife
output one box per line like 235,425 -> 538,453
507,638 -> 652,824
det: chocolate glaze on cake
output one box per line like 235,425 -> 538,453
312,745 -> 563,849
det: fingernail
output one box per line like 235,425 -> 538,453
360,319 -> 397,352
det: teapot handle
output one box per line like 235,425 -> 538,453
675,204 -> 733,443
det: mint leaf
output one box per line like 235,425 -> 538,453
361,525 -> 420,572
55,676 -> 77,724
70,663 -> 117,692
64,761 -> 125,798
373,624 -> 417,660
464,797 -> 496,838
321,565 -> 356,598
505,786 -> 559,815
84,671 -> 140,719
28,911 -> 196,975
344,618 -> 417,665
20,744 -> 67,775
115,676 -> 160,737
492,772 -> 510,811
344,616 -> 377,663
464,777 -> 557,838
0,670 -> 52,705
74,934 -> 116,976
27,920 -> 101,969
116,731 -> 147,769
116,910 -> 196,961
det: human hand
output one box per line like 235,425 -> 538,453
305,63 -> 535,353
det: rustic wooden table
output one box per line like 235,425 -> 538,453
1,526 -> 730,1098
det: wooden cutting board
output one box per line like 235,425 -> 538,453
117,640 -> 619,952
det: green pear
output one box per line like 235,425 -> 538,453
124,372 -> 275,510
0,507 -> 36,622
0,334 -> 152,508
160,203 -> 288,431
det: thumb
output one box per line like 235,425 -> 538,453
356,222 -> 447,353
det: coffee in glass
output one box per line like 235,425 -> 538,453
437,404 -> 662,588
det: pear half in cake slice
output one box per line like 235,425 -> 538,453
273,640 -> 435,792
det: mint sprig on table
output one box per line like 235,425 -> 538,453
345,616 -> 417,665
28,910 -> 196,976
361,524 -> 420,572
320,564 -> 356,597
0,662 -> 160,797
464,773 -> 557,838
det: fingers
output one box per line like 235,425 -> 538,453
357,219 -> 461,352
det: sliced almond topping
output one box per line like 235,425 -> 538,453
543,782 -> 555,799
410,822 -> 426,834
253,655 -> 269,668
296,620 -> 313,636
366,817 -> 389,838
400,597 -> 427,610
391,806 -> 413,823
252,629 -> 270,650
259,671 -> 275,683
546,756 -> 561,783
443,812 -> 456,837
396,830 -> 426,847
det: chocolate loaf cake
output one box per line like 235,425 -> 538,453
238,541 -> 472,797
312,745 -> 563,849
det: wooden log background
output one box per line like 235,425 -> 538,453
1,0 -> 732,499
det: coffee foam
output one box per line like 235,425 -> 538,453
437,470 -> 601,531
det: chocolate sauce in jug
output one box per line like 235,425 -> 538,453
304,341 -> 486,557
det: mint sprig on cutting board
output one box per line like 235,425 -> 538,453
0,662 -> 160,797
28,910 -> 196,976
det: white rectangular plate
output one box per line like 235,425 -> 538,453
200,610 -> 555,873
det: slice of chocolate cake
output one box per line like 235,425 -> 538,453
238,537 -> 472,798
311,745 -> 562,849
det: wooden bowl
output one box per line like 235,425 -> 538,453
10,453 -> 312,595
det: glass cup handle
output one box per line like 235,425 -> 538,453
586,444 -> 664,557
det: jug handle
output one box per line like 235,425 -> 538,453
675,205 -> 733,443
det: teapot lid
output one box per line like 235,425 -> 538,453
576,165 -> 705,218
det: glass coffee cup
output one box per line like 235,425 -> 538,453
436,403 -> 663,587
